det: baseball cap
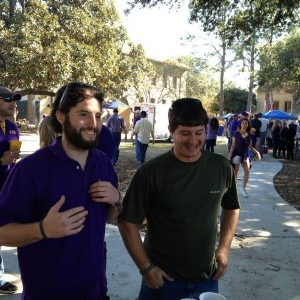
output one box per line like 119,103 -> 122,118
0,86 -> 21,101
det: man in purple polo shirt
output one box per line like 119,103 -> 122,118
0,83 -> 121,300
0,86 -> 21,294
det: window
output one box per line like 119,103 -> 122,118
150,98 -> 155,104
284,101 -> 291,112
139,97 -> 144,103
161,99 -> 166,104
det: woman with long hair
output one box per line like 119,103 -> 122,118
228,118 -> 261,197
205,117 -> 219,152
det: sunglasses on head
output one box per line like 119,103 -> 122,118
0,96 -> 18,103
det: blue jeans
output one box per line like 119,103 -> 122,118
111,132 -> 121,164
138,277 -> 218,300
136,140 -> 149,164
259,131 -> 266,156
0,248 -> 5,286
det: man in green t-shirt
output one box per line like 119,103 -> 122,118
118,98 -> 240,300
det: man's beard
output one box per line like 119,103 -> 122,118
63,115 -> 100,150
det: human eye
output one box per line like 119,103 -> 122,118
181,131 -> 190,136
196,130 -> 204,135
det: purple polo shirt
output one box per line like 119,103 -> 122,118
0,119 -> 19,190
0,137 -> 118,300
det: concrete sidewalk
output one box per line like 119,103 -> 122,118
1,138 -> 300,299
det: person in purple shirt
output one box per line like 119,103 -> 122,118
205,117 -> 219,152
228,118 -> 261,198
0,83 -> 122,300
0,86 -> 20,294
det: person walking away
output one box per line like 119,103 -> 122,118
107,108 -> 127,165
266,120 -> 274,150
118,98 -> 240,300
286,123 -> 296,160
228,114 -> 239,150
272,120 -> 282,158
205,117 -> 219,152
0,83 -> 122,300
0,87 -> 21,294
278,122 -> 288,158
250,113 -> 261,153
228,118 -> 261,198
258,113 -> 268,157
132,111 -> 154,164
249,128 -> 258,161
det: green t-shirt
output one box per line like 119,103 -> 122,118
119,149 -> 240,281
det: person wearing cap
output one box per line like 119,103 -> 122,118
0,86 -> 20,294
0,83 -> 121,299
132,111 -> 154,164
118,98 -> 240,299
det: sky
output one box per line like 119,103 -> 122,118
115,1 -> 249,88
115,0 -> 202,60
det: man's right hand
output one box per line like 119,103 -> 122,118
143,266 -> 173,289
1,150 -> 20,165
42,196 -> 88,238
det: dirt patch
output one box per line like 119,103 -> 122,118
273,155 -> 300,211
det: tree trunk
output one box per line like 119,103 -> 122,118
219,34 -> 226,117
247,33 -> 256,112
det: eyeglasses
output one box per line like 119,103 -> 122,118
0,96 -> 18,103
59,84 -> 70,107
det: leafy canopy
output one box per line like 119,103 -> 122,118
0,0 -> 152,98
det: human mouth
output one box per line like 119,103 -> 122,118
82,129 -> 97,139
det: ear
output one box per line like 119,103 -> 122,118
168,125 -> 173,137
55,110 -> 65,125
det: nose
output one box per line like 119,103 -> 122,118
88,115 -> 101,128
187,134 -> 197,144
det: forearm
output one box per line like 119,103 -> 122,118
118,219 -> 151,271
228,139 -> 236,159
0,222 -> 43,247
217,209 -> 239,252
106,205 -> 120,224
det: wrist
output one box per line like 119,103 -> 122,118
39,219 -> 48,239
139,263 -> 154,276
114,190 -> 123,207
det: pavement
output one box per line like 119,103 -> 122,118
1,134 -> 300,299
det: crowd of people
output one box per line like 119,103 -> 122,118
0,85 -> 241,300
0,83 -> 299,299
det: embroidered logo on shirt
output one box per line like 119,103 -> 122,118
210,190 -> 221,194
9,130 -> 17,135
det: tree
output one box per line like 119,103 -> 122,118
0,0 -> 152,99
125,0 -> 300,114
258,29 -> 300,112
178,55 -> 219,111
210,87 -> 257,114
